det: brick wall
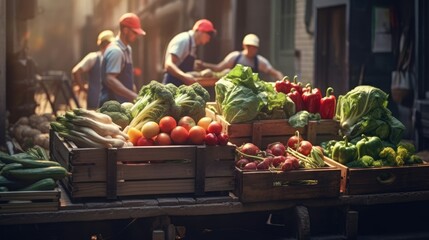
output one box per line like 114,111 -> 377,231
295,0 -> 314,85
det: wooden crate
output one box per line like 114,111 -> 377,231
324,158 -> 429,195
234,159 -> 341,203
50,131 -> 235,200
0,189 -> 60,213
206,102 -> 340,148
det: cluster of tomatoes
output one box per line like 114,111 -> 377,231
127,116 -> 229,146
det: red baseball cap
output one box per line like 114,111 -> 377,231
119,13 -> 146,35
193,19 -> 217,35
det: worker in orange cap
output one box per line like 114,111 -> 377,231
72,30 -> 115,109
99,13 -> 145,105
162,19 -> 217,86
197,33 -> 284,81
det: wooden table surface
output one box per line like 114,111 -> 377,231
2,188 -> 429,226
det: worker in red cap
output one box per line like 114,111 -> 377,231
162,19 -> 216,86
99,13 -> 145,106
196,33 -> 284,81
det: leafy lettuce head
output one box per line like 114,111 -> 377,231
335,85 -> 389,132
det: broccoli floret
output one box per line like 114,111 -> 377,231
346,155 -> 374,168
174,85 -> 207,121
121,102 -> 133,112
395,145 -> 408,166
99,100 -> 122,113
103,111 -> 130,129
165,83 -> 178,96
371,160 -> 384,167
397,141 -> 416,155
406,154 -> 424,165
191,82 -> 211,102
128,81 -> 175,130
360,155 -> 374,166
379,147 -> 397,166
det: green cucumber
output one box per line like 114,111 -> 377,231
20,160 -> 61,168
0,186 -> 8,192
18,178 -> 57,191
0,163 -> 23,175
0,153 -> 60,168
6,166 -> 69,182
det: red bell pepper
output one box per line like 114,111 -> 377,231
287,88 -> 303,112
302,83 -> 322,97
275,76 -> 292,94
320,87 -> 336,119
302,85 -> 322,113
291,75 -> 303,94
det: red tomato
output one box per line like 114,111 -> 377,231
159,116 -> 177,134
178,116 -> 196,131
217,133 -> 229,146
136,137 -> 155,146
170,126 -> 189,144
204,133 -> 218,146
154,133 -> 172,145
207,121 -> 222,135
297,140 -> 313,156
188,126 -> 206,145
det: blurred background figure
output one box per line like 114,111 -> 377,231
99,13 -> 145,105
71,30 -> 115,109
197,33 -> 284,81
162,19 -> 217,86
6,40 -> 40,123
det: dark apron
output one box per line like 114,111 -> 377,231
100,45 -> 134,105
86,53 -> 101,109
233,53 -> 259,73
162,34 -> 195,86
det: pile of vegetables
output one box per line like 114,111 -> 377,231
215,64 -> 295,123
0,147 -> 69,192
275,75 -> 337,122
50,108 -> 130,148
235,132 -> 325,172
335,85 -> 405,145
322,135 -> 423,168
10,113 -> 55,150
127,80 -> 210,132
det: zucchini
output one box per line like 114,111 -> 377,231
6,166 -> 69,182
19,178 -> 57,191
12,152 -> 36,160
0,175 -> 27,190
0,163 -> 23,175
0,153 -> 60,168
20,160 -> 61,168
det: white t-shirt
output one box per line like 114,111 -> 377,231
73,51 -> 100,72
164,30 -> 196,66
222,51 -> 274,74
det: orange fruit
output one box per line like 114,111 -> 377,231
142,121 -> 160,139
188,126 -> 206,145
127,127 -> 143,146
197,117 -> 213,132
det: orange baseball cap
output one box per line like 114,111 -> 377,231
193,19 -> 217,35
119,13 -> 146,35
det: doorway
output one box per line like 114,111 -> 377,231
315,4 -> 347,96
